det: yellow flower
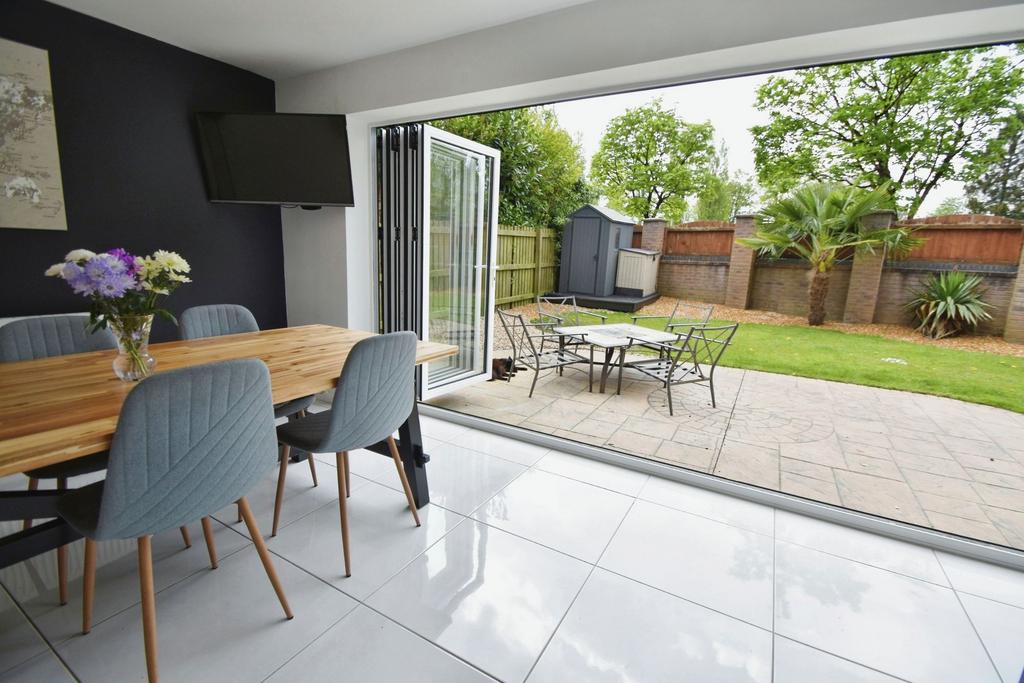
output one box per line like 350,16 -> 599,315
44,262 -> 64,277
152,250 -> 190,273
64,249 -> 95,262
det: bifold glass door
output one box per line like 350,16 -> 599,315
375,124 -> 500,400
421,127 -> 499,398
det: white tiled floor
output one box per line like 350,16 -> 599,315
2,416 -> 1024,682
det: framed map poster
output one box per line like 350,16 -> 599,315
0,37 -> 68,231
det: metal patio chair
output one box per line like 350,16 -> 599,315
497,309 -> 589,397
629,301 -> 715,355
536,295 -> 608,329
623,323 -> 739,415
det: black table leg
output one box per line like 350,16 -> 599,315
0,490 -> 81,570
365,402 -> 430,508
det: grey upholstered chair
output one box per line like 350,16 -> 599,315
0,315 -> 191,605
276,332 -> 421,576
59,360 -> 293,683
180,304 -> 318,521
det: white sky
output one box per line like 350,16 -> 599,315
549,70 -> 961,216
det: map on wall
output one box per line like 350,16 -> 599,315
0,37 -> 67,231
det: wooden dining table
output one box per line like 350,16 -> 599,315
0,324 -> 457,569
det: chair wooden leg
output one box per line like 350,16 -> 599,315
343,451 -> 350,498
137,535 -> 159,683
307,453 -> 319,487
272,445 -> 290,537
22,477 -> 39,530
236,497 -> 293,620
334,452 -> 352,577
57,477 -> 68,606
179,526 -> 191,548
200,517 -> 218,570
82,538 -> 96,634
386,436 -> 421,527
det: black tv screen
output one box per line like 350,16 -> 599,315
195,112 -> 354,207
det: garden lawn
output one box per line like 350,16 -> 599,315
609,313 -> 1024,413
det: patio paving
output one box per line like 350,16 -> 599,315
427,361 -> 1024,550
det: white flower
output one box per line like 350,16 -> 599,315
152,250 -> 190,273
64,249 -> 96,262
44,262 -> 65,277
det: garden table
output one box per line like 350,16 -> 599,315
552,323 -> 679,394
0,324 -> 457,569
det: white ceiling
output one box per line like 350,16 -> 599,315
49,0 -> 596,80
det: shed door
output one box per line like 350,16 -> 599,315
568,217 -> 600,293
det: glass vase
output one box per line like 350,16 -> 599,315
110,314 -> 157,381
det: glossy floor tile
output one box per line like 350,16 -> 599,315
267,480 -> 462,599
599,500 -> 775,628
774,541 -> 999,682
266,605 -> 494,683
473,469 -> 633,562
56,545 -> 358,682
772,637 -> 901,682
958,593 -> 1024,683
774,510 -> 949,585
4,418 -> 1023,682
368,520 -> 591,683
528,568 -> 772,683
534,449 -> 649,495
637,475 -> 774,535
2,518 -> 251,645
0,652 -> 74,683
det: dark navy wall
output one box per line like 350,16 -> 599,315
0,0 -> 285,341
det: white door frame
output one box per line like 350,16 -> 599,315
419,125 -> 501,399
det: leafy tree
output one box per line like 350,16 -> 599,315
966,107 -> 1024,219
739,182 -> 918,325
695,142 -> 757,220
931,196 -> 968,216
590,99 -> 715,223
431,107 -> 592,228
752,47 -> 1024,218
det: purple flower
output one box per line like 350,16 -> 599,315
107,248 -> 138,275
95,270 -> 135,299
62,262 -> 95,295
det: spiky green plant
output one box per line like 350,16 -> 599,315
906,271 -> 992,339
739,182 -> 918,325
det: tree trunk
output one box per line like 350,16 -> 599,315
807,270 -> 831,326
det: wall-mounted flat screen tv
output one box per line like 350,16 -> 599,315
195,112 -> 354,207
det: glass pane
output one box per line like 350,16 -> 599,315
426,141 -> 485,391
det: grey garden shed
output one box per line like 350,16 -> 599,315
558,204 -> 636,297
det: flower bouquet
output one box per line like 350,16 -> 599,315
46,248 -> 191,380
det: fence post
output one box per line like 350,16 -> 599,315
1006,242 -> 1024,344
843,210 -> 896,324
534,229 -> 544,300
724,214 -> 757,309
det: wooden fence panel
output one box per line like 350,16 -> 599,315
663,229 -> 734,257
495,226 -> 558,308
904,227 -> 1024,264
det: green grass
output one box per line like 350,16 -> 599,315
590,311 -> 1024,413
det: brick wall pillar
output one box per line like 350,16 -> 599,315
724,214 -> 757,309
1005,243 -> 1024,343
641,218 -> 668,252
843,210 -> 896,324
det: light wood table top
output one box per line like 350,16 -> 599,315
0,324 -> 456,478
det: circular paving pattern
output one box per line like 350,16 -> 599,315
647,388 -> 835,445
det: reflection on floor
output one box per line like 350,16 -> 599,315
2,415 -> 1023,682
428,363 -> 1024,550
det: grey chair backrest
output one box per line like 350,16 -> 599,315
320,332 -> 417,453
497,309 -> 539,361
0,315 -> 116,362
180,304 -> 259,340
93,359 -> 278,539
673,323 -> 739,376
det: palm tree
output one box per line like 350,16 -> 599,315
738,182 -> 918,325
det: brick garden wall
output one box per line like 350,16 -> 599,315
637,215 -> 1024,340
750,261 -> 852,320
